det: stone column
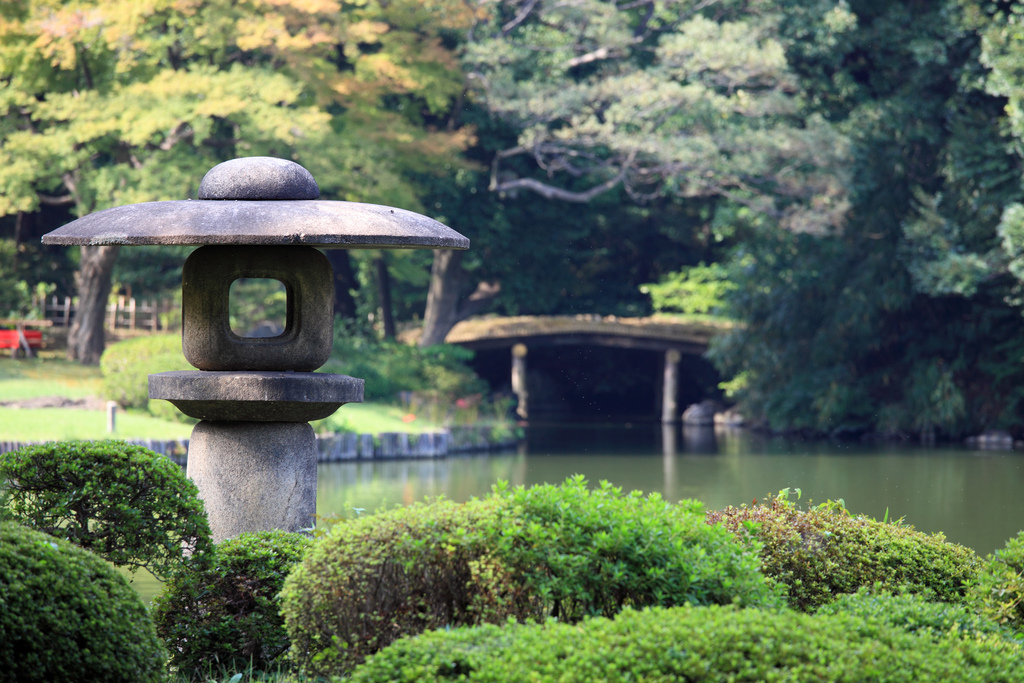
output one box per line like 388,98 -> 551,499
511,343 -> 528,420
187,422 -> 318,541
662,423 -> 676,500
661,349 -> 681,423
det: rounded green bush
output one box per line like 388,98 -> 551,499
0,440 -> 211,579
707,494 -> 978,610
152,529 -> 311,679
100,333 -> 193,419
492,477 -> 780,620
970,529 -> 1024,632
281,478 -> 779,677
282,497 -> 516,676
348,605 -> 1024,682
0,521 -> 167,683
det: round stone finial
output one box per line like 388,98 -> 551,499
198,157 -> 320,200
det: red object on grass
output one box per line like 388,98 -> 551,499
0,329 -> 42,350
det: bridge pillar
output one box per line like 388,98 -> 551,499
661,349 -> 681,423
511,343 -> 529,420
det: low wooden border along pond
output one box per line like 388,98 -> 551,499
0,423 -> 521,466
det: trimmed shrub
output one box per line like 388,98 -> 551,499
152,530 -> 311,679
0,521 -> 166,683
281,497 -> 518,676
348,605 -> 1024,683
819,587 -> 1007,641
489,477 -> 781,621
970,529 -> 1024,632
281,478 -> 779,676
0,440 -> 211,579
100,333 -> 194,421
706,493 -> 978,610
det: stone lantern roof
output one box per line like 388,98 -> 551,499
41,156 -> 469,250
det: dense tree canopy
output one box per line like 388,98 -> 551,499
0,0 -> 470,362
707,0 -> 1024,438
419,0 -> 853,344
2,0 -> 1022,439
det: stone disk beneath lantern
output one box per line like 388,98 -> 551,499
149,370 -> 364,422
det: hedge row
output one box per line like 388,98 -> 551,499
348,604 -> 1024,682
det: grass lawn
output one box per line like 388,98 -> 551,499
0,356 -> 103,399
0,356 -> 444,441
312,402 -> 443,435
0,407 -> 193,441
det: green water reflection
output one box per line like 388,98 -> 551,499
317,423 -> 1024,557
132,423 -> 1024,604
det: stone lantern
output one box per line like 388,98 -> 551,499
43,157 -> 468,542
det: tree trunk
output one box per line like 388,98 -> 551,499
375,253 -> 395,341
420,249 -> 465,347
68,245 -> 120,365
326,249 -> 359,320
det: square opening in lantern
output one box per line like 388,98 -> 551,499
229,278 -> 288,338
181,245 -> 333,372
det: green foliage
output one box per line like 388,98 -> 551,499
463,0 -> 850,232
0,521 -> 166,683
707,1 -> 1024,439
706,493 -> 979,611
0,0 -> 475,362
281,478 -> 777,676
348,604 -> 1024,682
901,189 -> 995,298
488,477 -> 781,622
100,334 -> 195,422
0,440 -> 211,579
325,322 -> 486,402
878,360 -> 968,439
152,530 -> 311,680
997,202 -> 1024,282
0,0 -> 473,217
641,262 -> 736,315
819,587 -> 1007,642
100,333 -> 187,408
228,277 -> 288,337
970,529 -> 1024,632
0,249 -> 55,318
281,496 -> 520,676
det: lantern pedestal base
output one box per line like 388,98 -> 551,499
187,421 -> 317,543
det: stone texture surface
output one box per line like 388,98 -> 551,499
187,421 -> 317,542
149,370 -> 363,422
682,399 -> 724,426
198,157 -> 320,200
41,198 -> 469,249
181,245 -> 333,371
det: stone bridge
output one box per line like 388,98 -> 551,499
414,315 -> 732,422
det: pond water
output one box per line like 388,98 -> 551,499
130,422 -> 1024,603
318,422 -> 1024,557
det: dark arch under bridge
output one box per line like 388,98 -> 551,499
431,315 -> 732,422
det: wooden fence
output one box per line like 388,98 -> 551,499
32,294 -> 179,333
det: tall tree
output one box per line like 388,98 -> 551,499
708,0 -> 1024,438
420,0 -> 850,345
0,0 -> 470,363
